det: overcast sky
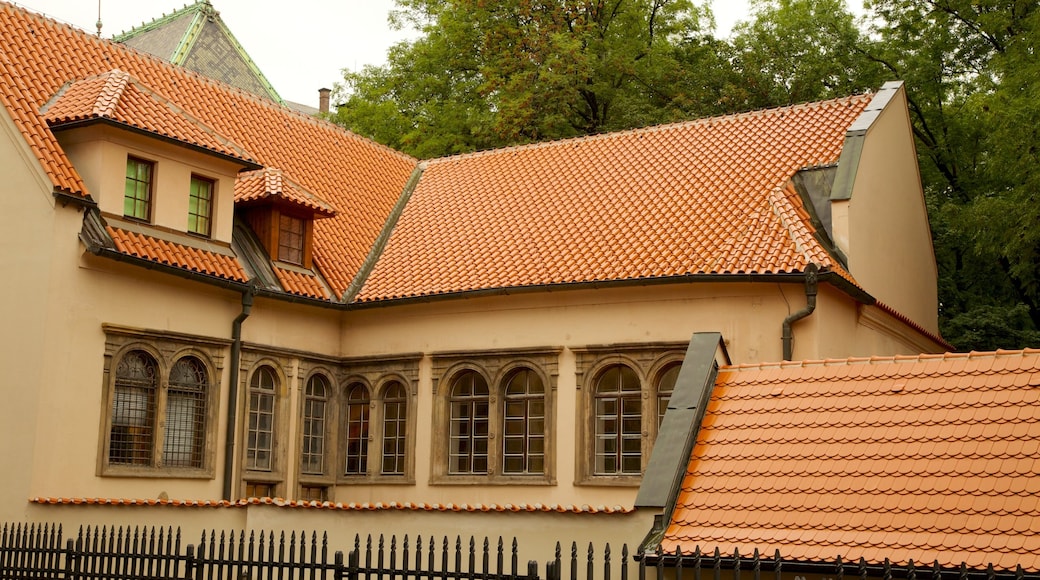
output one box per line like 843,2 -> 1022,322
15,1 -> 862,108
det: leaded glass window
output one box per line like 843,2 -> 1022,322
247,366 -> 277,471
381,381 -> 407,475
301,375 -> 328,475
164,356 -> 207,468
344,383 -> 370,475
594,364 -> 641,475
109,350 -> 158,465
449,371 -> 489,474
502,368 -> 545,474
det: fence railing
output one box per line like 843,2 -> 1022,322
0,522 -> 629,580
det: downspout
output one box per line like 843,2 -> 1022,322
222,283 -> 255,501
781,263 -> 819,361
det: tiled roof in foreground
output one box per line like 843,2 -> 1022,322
356,95 -> 870,302
0,4 -> 416,295
662,349 -> 1040,572
107,226 -> 248,282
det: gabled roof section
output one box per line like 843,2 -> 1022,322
1,3 -> 417,295
44,69 -> 257,165
113,1 -> 283,104
354,95 -> 871,302
659,349 -> 1040,572
235,168 -> 336,218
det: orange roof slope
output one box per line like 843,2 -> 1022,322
355,96 -> 870,302
107,226 -> 248,282
0,4 -> 416,295
662,350 -> 1040,572
44,69 -> 253,163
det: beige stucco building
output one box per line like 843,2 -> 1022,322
0,2 -> 946,556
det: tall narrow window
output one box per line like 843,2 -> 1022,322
301,375 -> 328,475
502,368 -> 545,474
109,350 -> 158,465
124,157 -> 153,221
164,356 -> 207,468
657,364 -> 680,428
188,175 -> 214,237
594,364 -> 641,475
344,383 -> 370,475
278,214 -> 305,265
381,381 -> 407,475
247,366 -> 277,471
449,371 -> 489,474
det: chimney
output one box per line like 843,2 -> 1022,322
318,88 -> 331,114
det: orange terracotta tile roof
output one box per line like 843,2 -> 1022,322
29,496 -> 634,514
44,69 -> 254,163
107,225 -> 248,282
235,168 -> 336,217
1,4 -> 416,295
273,266 -> 330,300
355,97 -> 870,302
661,349 -> 1040,572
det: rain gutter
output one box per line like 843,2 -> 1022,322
781,263 -> 819,361
222,283 -> 254,500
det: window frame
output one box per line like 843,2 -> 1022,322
239,356 -> 290,497
573,343 -> 686,486
430,349 -> 559,485
98,326 -> 225,479
123,156 -> 155,222
277,213 -> 306,265
187,174 -> 215,237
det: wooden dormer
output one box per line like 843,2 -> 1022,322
234,168 -> 336,269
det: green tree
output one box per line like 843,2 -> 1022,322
333,0 -> 714,158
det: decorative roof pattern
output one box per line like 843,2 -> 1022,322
1,4 -> 416,295
235,168 -> 336,217
355,96 -> 870,302
44,69 -> 255,163
661,349 -> 1040,572
273,266 -> 329,300
30,496 -> 634,514
107,226 -> 248,282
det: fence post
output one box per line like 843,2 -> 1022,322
335,551 -> 345,580
528,560 -> 540,580
185,544 -> 196,580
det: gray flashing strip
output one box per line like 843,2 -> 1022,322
634,332 -> 728,511
831,81 -> 904,201
341,163 -> 426,302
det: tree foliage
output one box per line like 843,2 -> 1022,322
332,0 -> 1040,350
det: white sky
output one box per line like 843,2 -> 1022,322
13,1 -> 863,108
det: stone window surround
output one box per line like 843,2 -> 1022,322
239,350 -> 295,498
430,347 -> 561,486
98,324 -> 228,479
573,342 -> 687,486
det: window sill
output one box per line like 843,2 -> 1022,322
100,465 -> 214,479
430,474 -> 555,486
336,475 -> 415,485
575,475 -> 642,487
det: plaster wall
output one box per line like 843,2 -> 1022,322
843,87 -> 939,334
0,105 -> 56,521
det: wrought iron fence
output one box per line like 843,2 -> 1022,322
0,522 -> 629,580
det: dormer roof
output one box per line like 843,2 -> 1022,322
44,69 -> 258,166
234,167 -> 336,218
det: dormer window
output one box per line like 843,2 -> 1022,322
124,156 -> 154,221
189,175 -> 214,237
278,214 -> 305,264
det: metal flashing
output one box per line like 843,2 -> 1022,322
831,81 -> 904,201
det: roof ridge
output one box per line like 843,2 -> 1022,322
423,93 -> 873,165
723,347 -> 1040,372
111,1 -> 212,42
94,69 -> 131,117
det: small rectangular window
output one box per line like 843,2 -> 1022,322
278,214 -> 305,265
245,481 -> 275,498
188,176 -> 214,237
299,485 -> 328,502
124,157 -> 153,221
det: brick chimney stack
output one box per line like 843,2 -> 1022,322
318,88 -> 331,114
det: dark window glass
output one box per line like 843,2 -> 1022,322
594,364 -> 641,475
502,368 -> 545,474
381,381 -> 407,475
164,356 -> 207,468
247,366 -> 277,471
657,364 -> 680,428
449,371 -> 489,474
301,375 -> 328,475
278,214 -> 305,264
109,350 -> 158,465
344,383 -> 370,475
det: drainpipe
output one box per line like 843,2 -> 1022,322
781,263 -> 819,361
222,283 -> 255,501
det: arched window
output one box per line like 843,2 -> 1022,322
344,382 -> 370,475
657,363 -> 680,428
594,364 -> 641,475
502,368 -> 545,474
164,356 -> 207,468
381,381 -> 407,475
449,371 -> 489,474
109,350 -> 158,465
247,366 -> 277,471
301,375 -> 329,475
